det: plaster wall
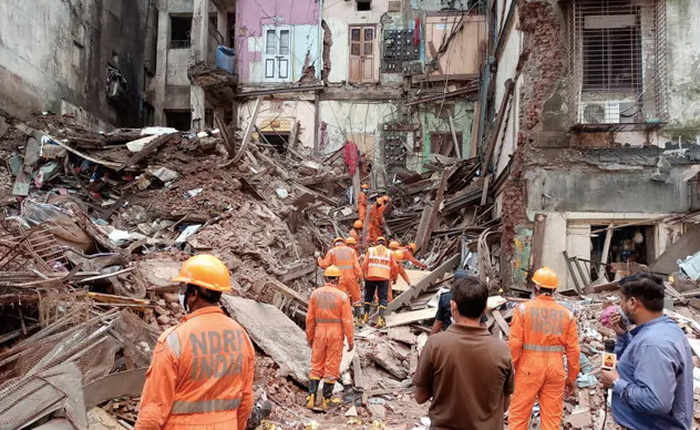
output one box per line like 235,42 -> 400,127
237,98 -> 317,150
418,102 -> 476,165
324,0 -> 390,83
319,101 -> 399,159
235,0 -> 320,83
0,0 -> 146,128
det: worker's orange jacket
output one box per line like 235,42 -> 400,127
357,192 -> 368,221
317,245 -> 363,302
400,248 -> 427,269
135,307 -> 255,430
306,283 -> 354,381
509,295 -> 580,383
348,228 -> 360,243
362,245 -> 394,281
367,204 -> 388,242
390,261 -> 410,285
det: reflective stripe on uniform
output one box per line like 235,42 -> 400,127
171,397 -> 241,414
165,331 -> 182,359
523,344 -> 565,353
316,318 -> 342,324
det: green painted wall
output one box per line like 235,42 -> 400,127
417,102 -> 475,171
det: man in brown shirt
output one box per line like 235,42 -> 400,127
414,276 -> 514,430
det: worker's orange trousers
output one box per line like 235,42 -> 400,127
339,276 -> 361,304
508,353 -> 567,430
310,325 -> 344,382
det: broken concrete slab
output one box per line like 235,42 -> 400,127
221,296 -> 311,385
385,308 -> 436,328
366,342 -> 410,380
345,405 -> 358,417
83,368 -> 147,408
564,407 -> 592,428
386,326 -> 417,345
87,407 -> 130,430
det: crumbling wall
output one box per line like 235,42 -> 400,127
0,0 -> 146,127
500,0 -> 567,287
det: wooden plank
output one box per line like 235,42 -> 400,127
220,97 -> 261,168
381,254 -> 460,316
447,115 -> 462,159
117,132 -> 178,171
481,79 -> 515,204
665,283 -> 688,305
215,113 -> 236,155
417,166 -> 454,256
413,204 -> 432,253
527,213 -> 547,287
492,309 -> 510,336
599,223 -> 613,279
384,308 -> 436,328
427,41 -> 444,75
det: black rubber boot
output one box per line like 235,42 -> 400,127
321,380 -> 339,411
306,378 -> 320,409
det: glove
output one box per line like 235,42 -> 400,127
313,251 -> 321,258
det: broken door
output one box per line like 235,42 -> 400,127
264,26 -> 292,82
349,26 -> 376,83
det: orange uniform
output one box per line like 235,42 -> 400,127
348,228 -> 360,243
508,295 -> 580,430
317,245 -> 363,303
306,283 -> 354,383
368,204 -> 388,243
400,248 -> 427,269
388,260 -> 410,302
135,307 -> 255,430
357,192 -> 368,222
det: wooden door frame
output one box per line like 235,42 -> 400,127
348,24 -> 377,83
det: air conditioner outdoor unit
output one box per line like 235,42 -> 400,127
580,101 -> 621,124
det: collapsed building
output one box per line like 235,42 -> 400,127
1,0 -> 700,429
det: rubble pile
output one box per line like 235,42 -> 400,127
0,112 -> 698,430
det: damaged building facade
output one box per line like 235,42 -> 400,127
0,0 -> 147,130
484,0 -> 700,290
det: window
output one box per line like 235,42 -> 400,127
170,15 -> 192,49
569,0 -> 668,128
349,26 -> 375,83
165,110 -> 191,131
264,27 -> 292,82
582,10 -> 640,91
357,0 -> 371,11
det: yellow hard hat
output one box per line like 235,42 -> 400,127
393,250 -> 404,261
333,237 -> 346,245
389,241 -> 400,250
345,237 -> 357,245
377,236 -> 388,245
171,254 -> 232,292
408,243 -> 417,252
532,267 -> 559,290
361,184 -> 370,190
324,265 -> 342,278
353,220 -> 363,229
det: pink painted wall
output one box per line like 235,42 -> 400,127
235,1 -> 320,81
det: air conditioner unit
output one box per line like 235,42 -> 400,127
580,101 -> 623,124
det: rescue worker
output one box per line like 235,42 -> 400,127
361,236 -> 396,328
317,237 -> 364,322
357,184 -> 370,222
135,254 -> 255,430
508,267 -> 580,430
345,236 -> 360,257
348,220 -> 363,244
400,243 -> 428,269
306,265 -> 354,411
368,196 -> 390,243
389,250 -> 412,302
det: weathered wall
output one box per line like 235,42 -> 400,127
0,0 -> 146,128
237,98 -> 316,150
235,0 -> 320,83
323,0 -> 405,84
662,0 -> 700,143
319,100 -> 399,157
418,102 -> 476,162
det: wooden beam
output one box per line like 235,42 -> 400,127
481,79 -> 515,205
492,309 -> 510,336
117,132 -> 179,171
599,223 -> 613,279
448,116 -> 462,159
527,213 -> 547,287
220,97 -> 261,168
215,113 -> 236,156
417,166 -> 454,256
379,254 -> 460,316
